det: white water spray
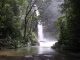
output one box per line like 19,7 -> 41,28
38,21 -> 57,47
34,4 -> 57,47
38,21 -> 44,41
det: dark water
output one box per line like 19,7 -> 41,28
0,46 -> 80,60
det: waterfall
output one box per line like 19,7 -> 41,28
38,21 -> 57,47
34,4 -> 57,47
38,21 -> 44,41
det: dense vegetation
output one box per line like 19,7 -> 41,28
0,0 -> 52,49
56,0 -> 80,52
0,0 -> 38,49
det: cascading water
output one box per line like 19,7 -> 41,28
34,4 -> 57,47
38,21 -> 44,42
38,21 -> 57,47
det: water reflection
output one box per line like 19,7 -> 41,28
0,46 -> 54,56
0,46 -> 80,60
38,46 -> 55,54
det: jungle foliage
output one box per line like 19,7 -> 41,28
0,0 -> 38,49
0,0 -> 51,49
57,0 -> 80,52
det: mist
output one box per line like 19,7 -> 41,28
41,0 -> 64,39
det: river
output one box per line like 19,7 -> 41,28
0,46 -> 55,56
0,46 -> 80,60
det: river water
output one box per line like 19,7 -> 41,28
0,46 -> 80,60
0,46 -> 55,56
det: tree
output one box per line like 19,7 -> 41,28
0,0 -> 53,49
57,0 -> 80,52
0,0 -> 22,49
22,0 -> 52,45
